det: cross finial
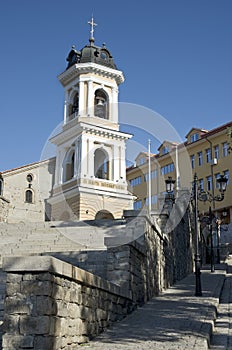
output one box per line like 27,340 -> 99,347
88,15 -> 97,43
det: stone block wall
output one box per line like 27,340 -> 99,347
105,209 -> 193,303
2,256 -> 133,350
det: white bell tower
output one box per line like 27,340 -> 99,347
48,18 -> 133,221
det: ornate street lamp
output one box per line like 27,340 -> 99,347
163,174 -> 227,296
164,174 -> 200,296
165,176 -> 176,193
198,173 -> 227,272
216,175 -> 228,197
165,176 -> 176,203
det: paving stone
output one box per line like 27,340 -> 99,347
86,267 -> 226,350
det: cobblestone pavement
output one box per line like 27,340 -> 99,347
84,267 -> 226,350
210,273 -> 232,349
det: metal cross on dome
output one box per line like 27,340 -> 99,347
88,15 -> 97,40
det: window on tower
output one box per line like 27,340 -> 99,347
72,93 -> 79,115
94,89 -> 108,119
68,92 -> 79,121
63,149 -> 75,182
94,148 -> 110,180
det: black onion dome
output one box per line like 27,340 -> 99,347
66,42 -> 117,70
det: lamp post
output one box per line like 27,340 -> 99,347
193,173 -> 202,296
197,173 -> 228,273
164,175 -> 202,296
163,173 -> 227,296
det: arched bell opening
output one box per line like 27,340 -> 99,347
95,210 -> 114,220
94,89 -> 108,119
62,149 -> 75,182
68,92 -> 79,121
94,148 -> 110,180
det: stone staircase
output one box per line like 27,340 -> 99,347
0,217 -> 147,267
0,220 -> 113,266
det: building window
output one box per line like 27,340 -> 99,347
190,133 -> 199,143
190,155 -> 195,169
198,151 -> 203,166
25,189 -> 33,203
215,173 -> 221,189
206,176 -> 212,191
199,178 -> 204,191
162,146 -> 169,155
161,163 -> 174,175
145,195 -> 158,206
222,142 -> 228,157
206,148 -> 211,163
144,169 -> 157,182
134,200 -> 142,210
130,176 -> 142,187
224,170 -> 230,184
214,145 -> 219,159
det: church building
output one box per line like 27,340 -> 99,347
0,19 -> 134,223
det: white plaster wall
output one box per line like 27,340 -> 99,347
2,158 -> 55,223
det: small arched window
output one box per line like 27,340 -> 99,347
26,174 -> 33,183
94,89 -> 108,119
25,189 -> 33,203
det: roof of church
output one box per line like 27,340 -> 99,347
66,17 -> 117,70
1,157 -> 55,175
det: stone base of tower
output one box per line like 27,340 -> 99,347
49,190 -> 134,222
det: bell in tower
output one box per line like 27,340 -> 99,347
94,89 -> 108,119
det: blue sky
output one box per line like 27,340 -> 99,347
0,0 -> 232,171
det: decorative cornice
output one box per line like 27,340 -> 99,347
50,120 -> 132,145
58,62 -> 124,86
81,122 -> 132,140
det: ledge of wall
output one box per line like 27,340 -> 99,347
2,256 -> 134,349
2,255 -> 131,300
